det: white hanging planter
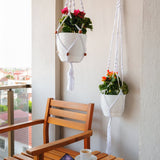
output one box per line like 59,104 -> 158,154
56,33 -> 87,63
55,0 -> 93,91
100,94 -> 126,117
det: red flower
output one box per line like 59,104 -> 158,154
74,9 -> 80,16
78,11 -> 86,18
61,7 -> 68,14
102,76 -> 107,81
74,10 -> 86,18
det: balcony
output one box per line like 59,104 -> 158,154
0,0 -> 160,159
0,84 -> 32,160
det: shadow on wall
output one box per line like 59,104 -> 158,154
92,105 -> 108,151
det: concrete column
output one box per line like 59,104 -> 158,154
32,0 -> 61,146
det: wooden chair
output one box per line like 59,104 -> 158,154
0,98 -> 94,160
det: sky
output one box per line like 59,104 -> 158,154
0,0 -> 31,68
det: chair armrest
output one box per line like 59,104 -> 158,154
0,119 -> 44,133
27,130 -> 93,156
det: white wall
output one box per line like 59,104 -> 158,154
61,0 -> 142,160
140,0 -> 160,159
32,0 -> 160,159
32,0 -> 59,146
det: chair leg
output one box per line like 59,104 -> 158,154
84,137 -> 90,149
34,154 -> 44,160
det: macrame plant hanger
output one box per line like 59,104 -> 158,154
56,0 -> 87,91
101,0 -> 125,154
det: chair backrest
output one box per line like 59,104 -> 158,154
43,98 -> 94,145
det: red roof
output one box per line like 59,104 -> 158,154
0,110 -> 28,121
0,76 -> 8,82
14,71 -> 24,75
0,110 -> 32,145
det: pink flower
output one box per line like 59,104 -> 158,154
74,9 -> 80,16
61,7 -> 68,14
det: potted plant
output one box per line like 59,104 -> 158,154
99,70 -> 129,117
56,7 -> 93,62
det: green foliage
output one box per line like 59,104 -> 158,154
99,72 -> 129,95
60,13 -> 93,34
14,98 -> 32,113
0,105 -> 8,112
0,99 -> 32,114
29,100 -> 32,113
6,75 -> 14,80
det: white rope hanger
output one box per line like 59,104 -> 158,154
101,0 -> 124,154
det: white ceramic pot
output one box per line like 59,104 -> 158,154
56,33 -> 87,63
100,94 -> 126,117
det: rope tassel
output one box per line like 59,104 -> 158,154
67,63 -> 74,91
106,117 -> 112,154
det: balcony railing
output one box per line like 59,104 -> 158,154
0,84 -> 32,158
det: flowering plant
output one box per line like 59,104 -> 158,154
99,70 -> 129,95
60,7 -> 93,34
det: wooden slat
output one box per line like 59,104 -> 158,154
100,155 -> 116,160
96,153 -> 108,160
115,158 -> 124,160
21,152 -> 34,159
13,154 -> 33,160
55,147 -> 79,157
92,151 -> 101,155
44,157 -> 52,160
27,130 -> 92,156
0,119 -> 44,134
44,152 -> 61,160
49,108 -> 87,121
51,100 -> 89,111
48,149 -> 65,157
4,157 -> 19,160
48,117 -> 86,131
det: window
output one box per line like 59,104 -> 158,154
0,138 -> 5,151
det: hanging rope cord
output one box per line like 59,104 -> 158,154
107,0 -> 123,87
56,0 -> 86,54
104,0 -> 124,154
56,0 -> 86,91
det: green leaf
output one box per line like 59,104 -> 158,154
59,13 -> 93,34
62,26 -> 72,32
